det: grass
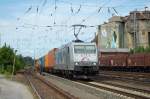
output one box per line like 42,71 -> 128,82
0,70 -> 12,79
4,71 -> 11,78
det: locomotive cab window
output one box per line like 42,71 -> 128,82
74,45 -> 96,54
74,45 -> 85,53
85,45 -> 96,53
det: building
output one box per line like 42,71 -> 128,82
97,10 -> 150,50
97,16 -> 125,49
125,10 -> 150,48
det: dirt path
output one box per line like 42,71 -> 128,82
0,75 -> 33,99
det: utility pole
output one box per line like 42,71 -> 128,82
33,49 -> 35,71
11,50 -> 17,80
133,10 -> 137,49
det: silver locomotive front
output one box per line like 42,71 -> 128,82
73,42 -> 99,76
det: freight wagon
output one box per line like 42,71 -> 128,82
34,59 -> 40,72
99,49 -> 150,72
45,48 -> 58,72
38,56 -> 45,74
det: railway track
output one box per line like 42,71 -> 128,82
24,71 -> 77,99
99,71 -> 150,83
75,80 -> 150,99
83,71 -> 150,99
42,72 -> 150,99
20,69 -> 150,99
25,74 -> 42,99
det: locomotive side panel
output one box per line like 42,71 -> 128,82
54,43 -> 74,70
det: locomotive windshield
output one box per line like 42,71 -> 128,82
74,45 -> 96,54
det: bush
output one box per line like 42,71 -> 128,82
130,48 -> 134,54
134,46 -> 145,53
145,46 -> 150,53
130,46 -> 150,53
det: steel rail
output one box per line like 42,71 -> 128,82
25,70 -> 78,99
25,74 -> 42,99
76,81 -> 150,99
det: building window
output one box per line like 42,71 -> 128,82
142,32 -> 145,35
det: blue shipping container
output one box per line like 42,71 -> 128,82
39,56 -> 45,73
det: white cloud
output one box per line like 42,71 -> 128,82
0,0 -> 149,57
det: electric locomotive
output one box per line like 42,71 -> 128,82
54,41 -> 99,78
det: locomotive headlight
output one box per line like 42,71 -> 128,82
75,62 -> 79,65
93,62 -> 97,65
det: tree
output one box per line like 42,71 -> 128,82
0,43 -> 32,74
23,56 -> 34,66
0,44 -> 14,72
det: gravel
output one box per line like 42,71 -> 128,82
42,73 -> 133,99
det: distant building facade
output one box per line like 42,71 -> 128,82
97,10 -> 150,49
125,11 -> 150,48
98,16 -> 125,49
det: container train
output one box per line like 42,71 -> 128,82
35,41 -> 99,79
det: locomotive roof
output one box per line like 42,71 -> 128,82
59,41 -> 96,49
72,39 -> 84,42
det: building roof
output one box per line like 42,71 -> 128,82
108,16 -> 124,22
128,10 -> 150,20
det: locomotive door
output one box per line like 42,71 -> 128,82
66,47 -> 70,69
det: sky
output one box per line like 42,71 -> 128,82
0,0 -> 150,58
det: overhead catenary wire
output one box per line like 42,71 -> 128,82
24,6 -> 32,15
98,7 -> 102,13
112,7 -> 119,15
20,0 -> 145,29
70,0 -> 112,41
38,0 -> 48,14
16,0 -> 126,33
59,1 -> 103,41
8,0 -> 150,57
79,0 -> 111,24
53,0 -> 58,25
59,0 -> 149,8
36,6 -> 39,14
17,0 -> 148,25
42,0 -> 47,7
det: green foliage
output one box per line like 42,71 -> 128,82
130,46 -> 150,53
145,46 -> 150,53
0,44 -> 14,67
134,46 -> 145,53
23,56 -> 34,66
0,44 -> 33,75
130,48 -> 134,54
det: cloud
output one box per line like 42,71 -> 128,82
0,0 -> 149,57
